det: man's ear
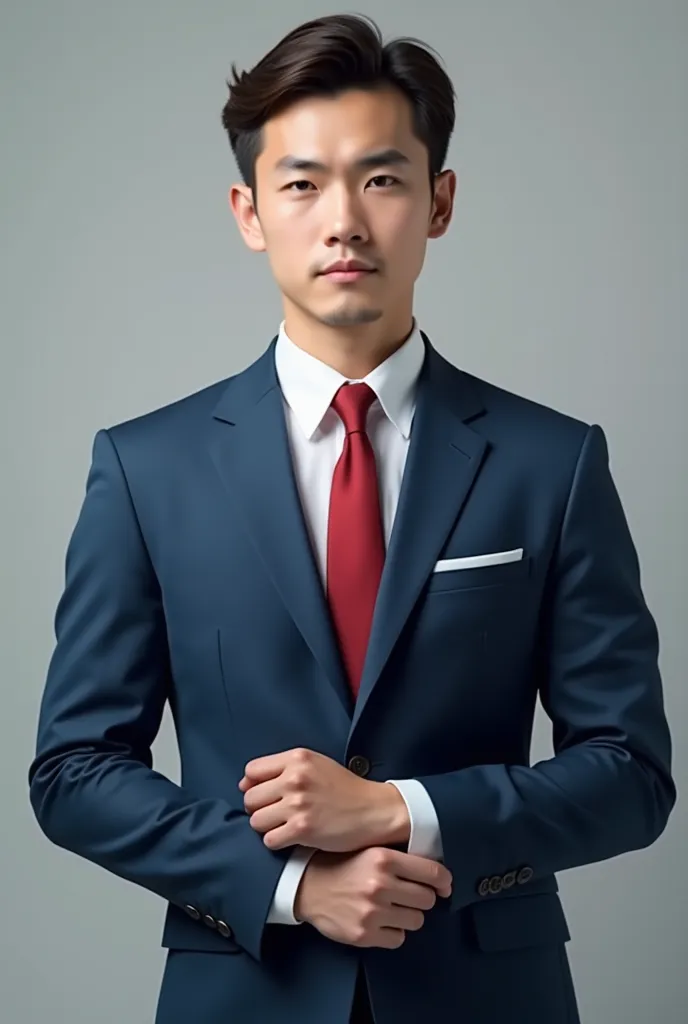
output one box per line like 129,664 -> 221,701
229,184 -> 266,252
428,169 -> 457,240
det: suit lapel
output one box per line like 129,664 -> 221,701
349,335 -> 488,733
209,340 -> 353,733
209,333 -> 489,736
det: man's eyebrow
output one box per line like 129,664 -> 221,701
274,148 -> 412,173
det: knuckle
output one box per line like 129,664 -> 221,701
293,811 -> 311,835
363,877 -> 385,899
371,847 -> 392,870
289,769 -> 309,791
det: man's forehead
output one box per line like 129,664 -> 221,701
259,90 -> 422,168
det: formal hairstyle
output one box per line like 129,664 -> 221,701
220,14 -> 456,199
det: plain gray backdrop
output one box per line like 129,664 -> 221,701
2,1 -> 686,1021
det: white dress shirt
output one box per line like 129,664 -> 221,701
266,320 -> 444,925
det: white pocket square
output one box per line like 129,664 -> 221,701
432,548 -> 524,573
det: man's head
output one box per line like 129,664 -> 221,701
221,15 -> 456,342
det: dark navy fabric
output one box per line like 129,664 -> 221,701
29,333 -> 675,1023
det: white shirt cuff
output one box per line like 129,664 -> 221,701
385,779 -> 444,861
265,846 -> 318,925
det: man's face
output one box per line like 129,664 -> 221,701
230,87 -> 455,333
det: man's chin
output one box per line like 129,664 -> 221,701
317,305 -> 383,328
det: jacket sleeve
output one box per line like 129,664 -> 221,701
414,423 -> 677,913
28,428 -> 288,962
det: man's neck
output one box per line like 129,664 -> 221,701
282,314 -> 416,379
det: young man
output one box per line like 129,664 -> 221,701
29,14 -> 675,1024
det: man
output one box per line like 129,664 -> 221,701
29,13 -> 675,1024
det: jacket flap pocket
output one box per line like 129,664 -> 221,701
470,893 -> 570,952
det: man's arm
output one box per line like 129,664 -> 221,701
413,424 -> 676,913
28,429 -> 289,962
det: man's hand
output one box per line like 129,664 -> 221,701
239,748 -> 410,852
294,846 -> 453,948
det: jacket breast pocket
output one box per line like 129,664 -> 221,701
425,554 -> 532,595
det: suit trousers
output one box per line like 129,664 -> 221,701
349,965 -> 375,1024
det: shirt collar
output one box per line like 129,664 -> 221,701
274,320 -> 425,441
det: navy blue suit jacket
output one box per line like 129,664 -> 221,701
29,334 -> 675,1024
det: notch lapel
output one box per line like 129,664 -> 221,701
209,340 -> 353,734
348,336 -> 489,736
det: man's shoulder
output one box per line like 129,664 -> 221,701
105,373 -> 235,446
440,346 -> 589,442
437,350 -> 594,467
466,365 -> 588,430
102,339 -> 275,454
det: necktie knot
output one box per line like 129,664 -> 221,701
331,383 -> 377,436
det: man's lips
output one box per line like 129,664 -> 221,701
322,268 -> 376,282
319,263 -> 378,283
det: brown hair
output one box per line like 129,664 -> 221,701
220,14 -> 456,200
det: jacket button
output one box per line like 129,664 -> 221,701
516,866 -> 534,885
477,878 -> 491,897
203,914 -> 218,929
217,921 -> 233,940
488,875 -> 503,894
347,755 -> 370,777
184,905 -> 201,921
502,870 -> 517,889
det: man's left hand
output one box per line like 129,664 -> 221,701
239,748 -> 410,852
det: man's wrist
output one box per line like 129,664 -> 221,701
292,848 -> 319,923
293,849 -> 323,923
366,781 -> 411,846
293,873 -> 306,923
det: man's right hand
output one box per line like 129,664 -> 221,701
293,847 -> 453,949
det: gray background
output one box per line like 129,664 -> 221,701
2,1 -> 686,1021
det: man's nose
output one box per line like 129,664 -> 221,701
323,188 -> 369,246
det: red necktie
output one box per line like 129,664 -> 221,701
326,383 -> 385,699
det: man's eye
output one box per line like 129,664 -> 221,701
286,180 -> 315,192
369,175 -> 399,188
